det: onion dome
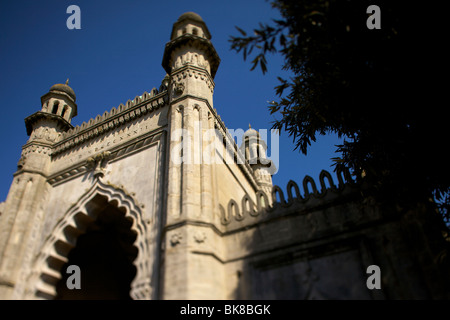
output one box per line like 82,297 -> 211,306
49,79 -> 76,102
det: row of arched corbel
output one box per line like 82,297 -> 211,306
220,168 -> 354,225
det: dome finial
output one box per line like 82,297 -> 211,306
65,78 -> 69,85
249,123 -> 251,129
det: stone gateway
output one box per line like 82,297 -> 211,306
0,12 -> 448,300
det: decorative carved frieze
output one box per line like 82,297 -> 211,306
52,91 -> 168,156
21,144 -> 52,157
48,131 -> 163,186
172,66 -> 215,94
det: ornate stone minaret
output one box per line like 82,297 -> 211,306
163,11 -> 220,219
162,12 -> 220,106
25,80 -> 76,146
241,124 -> 275,199
19,80 -> 76,187
162,12 -> 222,299
0,81 -> 76,298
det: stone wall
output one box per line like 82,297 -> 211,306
216,172 -> 450,299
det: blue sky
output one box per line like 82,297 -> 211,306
0,0 -> 343,202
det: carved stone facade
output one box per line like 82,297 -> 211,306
0,12 -> 448,300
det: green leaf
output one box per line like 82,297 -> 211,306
235,26 -> 247,36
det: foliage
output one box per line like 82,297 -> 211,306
230,0 -> 449,224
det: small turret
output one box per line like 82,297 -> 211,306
241,124 -> 275,196
162,12 -> 220,77
170,12 -> 212,40
24,80 -> 77,142
44,79 -> 77,119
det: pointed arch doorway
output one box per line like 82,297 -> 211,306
26,180 -> 152,300
55,194 -> 138,300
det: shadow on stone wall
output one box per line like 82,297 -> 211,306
225,169 -> 450,300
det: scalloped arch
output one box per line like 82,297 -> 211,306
286,180 -> 302,203
26,180 -> 152,300
319,170 -> 337,194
